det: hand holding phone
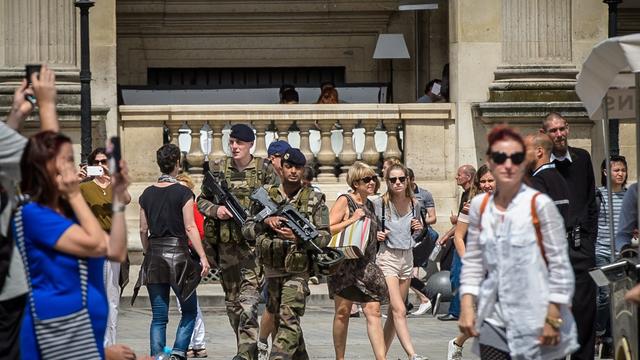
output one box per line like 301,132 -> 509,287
86,166 -> 104,177
24,64 -> 41,105
107,137 -> 121,174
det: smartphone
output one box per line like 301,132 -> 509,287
86,166 -> 104,177
25,64 -> 42,85
107,136 -> 121,174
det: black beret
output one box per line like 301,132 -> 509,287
282,148 -> 306,167
230,124 -> 255,142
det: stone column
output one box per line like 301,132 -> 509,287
489,0 -> 578,103
2,1 -> 77,73
503,0 -> 571,64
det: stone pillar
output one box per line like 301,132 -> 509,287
4,1 -> 76,68
503,0 -> 571,64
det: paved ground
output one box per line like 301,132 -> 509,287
117,305 -> 480,359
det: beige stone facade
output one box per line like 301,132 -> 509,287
2,0 -> 637,248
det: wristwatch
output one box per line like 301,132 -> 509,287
545,316 -> 563,330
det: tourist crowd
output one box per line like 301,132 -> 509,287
1,67 -> 640,360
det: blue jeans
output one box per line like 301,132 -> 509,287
449,251 -> 462,317
148,284 -> 198,357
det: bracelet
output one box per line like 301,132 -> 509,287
112,203 -> 126,213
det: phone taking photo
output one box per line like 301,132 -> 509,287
24,64 -> 41,105
86,166 -> 104,177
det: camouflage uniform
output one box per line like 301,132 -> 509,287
243,184 -> 330,360
198,157 -> 275,360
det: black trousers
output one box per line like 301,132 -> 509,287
0,294 -> 26,360
570,273 -> 596,360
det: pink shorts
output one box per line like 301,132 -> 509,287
376,245 -> 413,280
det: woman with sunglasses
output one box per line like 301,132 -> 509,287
446,165 -> 494,360
329,161 -> 388,360
79,148 -> 132,348
458,126 -> 577,360
374,163 -> 427,360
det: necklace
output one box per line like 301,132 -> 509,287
93,179 -> 108,196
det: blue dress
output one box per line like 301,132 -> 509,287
14,202 -> 108,359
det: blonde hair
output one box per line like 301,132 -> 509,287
176,173 -> 195,190
346,161 -> 380,193
382,163 -> 414,207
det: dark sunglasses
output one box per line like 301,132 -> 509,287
93,159 -> 108,165
359,176 -> 377,183
388,176 -> 407,183
490,151 -> 526,165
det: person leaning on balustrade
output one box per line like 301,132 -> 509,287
329,161 -> 388,360
458,125 -> 578,360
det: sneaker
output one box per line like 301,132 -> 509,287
410,354 -> 429,360
257,340 -> 269,360
447,338 -> 463,360
411,301 -> 433,316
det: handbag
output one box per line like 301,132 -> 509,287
328,195 -> 371,259
13,196 -> 101,360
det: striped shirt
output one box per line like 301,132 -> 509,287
596,186 -> 626,261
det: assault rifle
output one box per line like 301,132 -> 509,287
250,187 -> 321,252
250,187 -> 345,274
202,170 -> 249,228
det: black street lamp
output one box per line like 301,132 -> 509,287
75,0 -> 94,163
604,0 -> 623,156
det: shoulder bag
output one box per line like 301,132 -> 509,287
14,196 -> 101,360
328,195 -> 371,259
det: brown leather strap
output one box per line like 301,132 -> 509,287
531,192 -> 548,266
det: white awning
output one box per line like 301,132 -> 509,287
576,33 -> 640,120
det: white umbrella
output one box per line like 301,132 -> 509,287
576,33 -> 640,264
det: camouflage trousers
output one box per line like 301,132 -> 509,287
265,274 -> 311,360
215,242 -> 261,360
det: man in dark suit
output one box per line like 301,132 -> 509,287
542,112 -> 598,360
526,132 -> 570,223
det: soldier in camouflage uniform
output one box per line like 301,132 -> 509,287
243,148 -> 331,360
197,124 -> 274,360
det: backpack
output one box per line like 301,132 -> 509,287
478,192 -> 548,266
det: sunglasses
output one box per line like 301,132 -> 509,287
490,151 -> 526,165
94,159 -> 108,165
359,176 -> 377,184
388,176 -> 407,184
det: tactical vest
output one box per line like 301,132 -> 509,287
256,185 -> 318,273
203,156 -> 264,245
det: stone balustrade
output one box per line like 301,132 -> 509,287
119,104 -> 456,182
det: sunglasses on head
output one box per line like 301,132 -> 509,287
490,151 -> 526,165
94,159 -> 108,165
388,176 -> 407,183
359,176 -> 377,184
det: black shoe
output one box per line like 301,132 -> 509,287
437,314 -> 459,321
406,302 -> 414,314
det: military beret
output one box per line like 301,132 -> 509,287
230,124 -> 255,142
267,140 -> 291,156
282,148 -> 306,167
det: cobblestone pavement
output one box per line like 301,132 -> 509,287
117,305 -> 480,359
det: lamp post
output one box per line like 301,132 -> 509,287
604,0 -> 623,155
75,0 -> 94,164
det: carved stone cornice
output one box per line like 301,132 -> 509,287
116,0 -> 397,35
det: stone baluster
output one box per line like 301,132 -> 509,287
186,125 -> 205,173
331,121 -> 344,178
315,120 -> 337,181
339,120 -> 357,181
308,121 -> 322,177
252,121 -> 268,159
298,121 -> 314,164
265,120 -> 279,148
210,122 -> 226,162
221,123 -> 232,157
287,121 -> 302,148
362,120 -> 380,168
384,121 -> 402,161
177,122 -> 193,172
